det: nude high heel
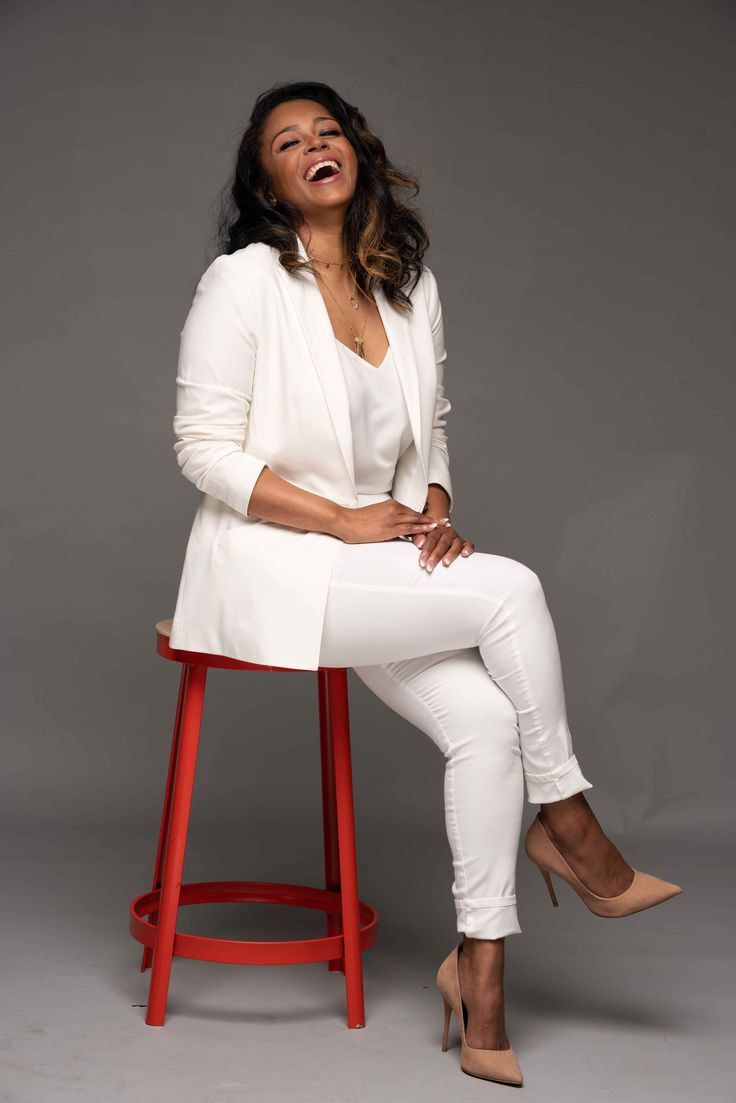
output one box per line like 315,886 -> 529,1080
436,943 -> 523,1087
524,811 -> 683,917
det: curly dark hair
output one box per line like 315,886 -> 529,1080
213,80 -> 432,312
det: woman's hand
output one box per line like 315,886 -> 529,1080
409,514 -> 475,571
332,499 -> 443,545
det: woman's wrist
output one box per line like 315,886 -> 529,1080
425,483 -> 451,519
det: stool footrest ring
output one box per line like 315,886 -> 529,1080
130,880 -> 379,966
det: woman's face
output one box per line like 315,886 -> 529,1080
260,98 -> 357,217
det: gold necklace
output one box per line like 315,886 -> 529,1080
309,254 -> 371,358
308,253 -> 360,308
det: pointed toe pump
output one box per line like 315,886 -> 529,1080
524,811 -> 683,918
436,944 -> 523,1087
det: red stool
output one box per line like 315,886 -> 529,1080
129,618 -> 378,1029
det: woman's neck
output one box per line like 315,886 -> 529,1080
297,223 -> 346,264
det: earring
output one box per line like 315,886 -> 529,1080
268,193 -> 277,205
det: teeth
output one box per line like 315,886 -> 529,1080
304,159 -> 341,181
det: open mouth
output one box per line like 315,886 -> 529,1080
303,158 -> 343,184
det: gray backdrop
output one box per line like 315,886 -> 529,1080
2,1 -> 734,1101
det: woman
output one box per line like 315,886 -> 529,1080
169,80 -> 682,1087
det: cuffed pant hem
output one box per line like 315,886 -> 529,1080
524,753 -> 594,804
455,895 -> 522,939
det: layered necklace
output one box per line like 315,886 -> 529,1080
308,250 -> 370,360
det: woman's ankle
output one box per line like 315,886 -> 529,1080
460,935 -> 505,975
539,792 -> 597,839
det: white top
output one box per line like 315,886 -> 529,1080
335,339 -> 413,508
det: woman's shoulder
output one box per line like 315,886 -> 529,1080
206,242 -> 273,283
190,244 -> 275,310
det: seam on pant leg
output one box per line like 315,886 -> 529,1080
478,597 -> 559,778
371,659 -> 470,905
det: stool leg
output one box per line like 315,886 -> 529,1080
328,669 -> 366,1029
141,663 -> 189,972
318,670 -> 345,974
145,662 -> 208,1026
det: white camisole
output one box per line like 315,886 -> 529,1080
335,339 -> 414,508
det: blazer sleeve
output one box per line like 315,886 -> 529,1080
173,255 -> 269,518
424,267 -> 454,513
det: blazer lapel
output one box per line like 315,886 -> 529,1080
374,283 -> 427,485
275,236 -> 426,494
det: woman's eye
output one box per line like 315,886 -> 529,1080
280,129 -> 341,151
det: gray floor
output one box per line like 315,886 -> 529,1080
2,819 -> 733,1102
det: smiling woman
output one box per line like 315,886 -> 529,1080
215,82 -> 432,316
167,78 -> 681,1088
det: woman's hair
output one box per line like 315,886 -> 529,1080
214,80 -> 431,311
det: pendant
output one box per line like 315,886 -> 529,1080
354,337 -> 364,357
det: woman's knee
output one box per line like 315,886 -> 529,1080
466,551 -> 544,606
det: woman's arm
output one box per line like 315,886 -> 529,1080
173,254 -> 342,535
247,466 -> 344,534
423,267 -> 454,515
426,482 -> 451,519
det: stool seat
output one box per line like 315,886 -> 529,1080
129,617 -> 378,1029
154,619 -> 320,672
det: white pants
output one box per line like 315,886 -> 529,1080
317,530 -> 594,940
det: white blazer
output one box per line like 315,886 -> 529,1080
168,234 -> 453,670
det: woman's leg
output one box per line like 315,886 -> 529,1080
318,538 -> 645,1048
351,647 -> 525,940
318,538 -> 594,806
317,538 -> 598,1050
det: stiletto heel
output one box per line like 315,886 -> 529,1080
441,995 -> 452,1052
540,867 -> 558,907
436,943 -> 523,1086
524,811 -> 682,918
